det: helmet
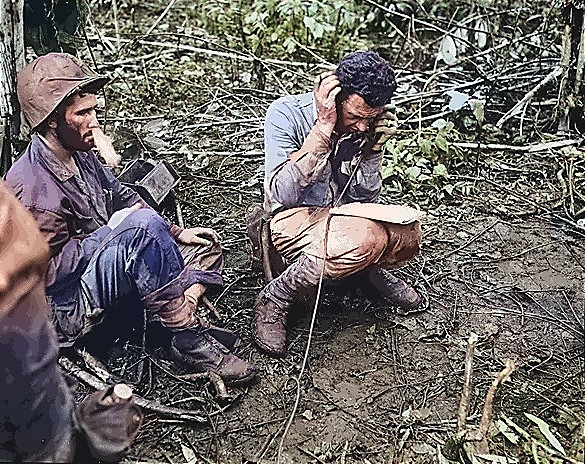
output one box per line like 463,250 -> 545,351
17,53 -> 109,130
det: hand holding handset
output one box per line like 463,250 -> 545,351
369,104 -> 398,152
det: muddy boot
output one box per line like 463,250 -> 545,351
143,283 -> 255,385
170,327 -> 256,386
364,264 -> 422,315
198,319 -> 240,351
253,253 -> 322,357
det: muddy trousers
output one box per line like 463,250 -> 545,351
270,206 -> 422,280
50,208 -> 223,342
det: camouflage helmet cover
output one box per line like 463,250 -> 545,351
17,53 -> 109,130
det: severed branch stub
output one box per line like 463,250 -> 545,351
457,332 -> 479,432
467,359 -> 515,452
443,333 -> 516,461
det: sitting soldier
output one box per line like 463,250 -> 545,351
253,50 -> 424,357
5,52 -> 256,385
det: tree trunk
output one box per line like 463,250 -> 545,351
559,1 -> 585,134
0,0 -> 24,176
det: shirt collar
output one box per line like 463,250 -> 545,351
33,133 -> 78,182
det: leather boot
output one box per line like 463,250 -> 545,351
170,327 -> 256,386
253,253 -> 322,357
363,264 -> 422,315
143,283 -> 254,384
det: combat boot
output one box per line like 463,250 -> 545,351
253,253 -> 322,357
170,327 -> 256,386
364,264 -> 422,315
143,284 -> 256,385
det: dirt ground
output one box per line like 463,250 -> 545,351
83,103 -> 584,462
55,5 -> 585,462
106,157 -> 584,464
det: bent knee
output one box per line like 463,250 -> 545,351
126,208 -> 169,235
327,216 -> 388,262
383,221 -> 422,268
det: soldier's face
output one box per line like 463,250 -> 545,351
56,93 -> 100,152
336,94 -> 384,134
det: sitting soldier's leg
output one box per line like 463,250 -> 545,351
254,212 -> 423,357
329,218 -> 422,311
254,211 -> 386,357
253,253 -> 323,357
80,208 -> 256,385
177,241 -> 239,350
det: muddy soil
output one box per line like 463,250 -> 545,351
59,7 -> 585,462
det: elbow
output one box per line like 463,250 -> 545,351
272,187 -> 302,208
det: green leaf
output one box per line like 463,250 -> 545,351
303,15 -> 316,30
470,99 -> 485,124
405,166 -> 421,179
433,163 -> 449,177
419,138 -> 433,155
525,413 -> 566,455
435,133 -> 449,152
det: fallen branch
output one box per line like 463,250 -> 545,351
59,356 -> 207,423
444,334 -> 516,460
451,138 -> 579,152
457,332 -> 479,432
145,0 -> 179,35
201,295 -> 222,320
93,36 -> 311,68
496,66 -> 563,128
76,348 -> 115,383
180,371 -> 230,399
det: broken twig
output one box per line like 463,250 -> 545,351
59,356 -> 206,423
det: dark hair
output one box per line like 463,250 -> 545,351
335,51 -> 397,108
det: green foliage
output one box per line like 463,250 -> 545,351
190,0 -> 376,60
381,119 -> 468,201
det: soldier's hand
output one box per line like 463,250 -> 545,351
92,126 -> 122,168
177,227 -> 220,247
371,104 -> 399,152
313,71 -> 340,133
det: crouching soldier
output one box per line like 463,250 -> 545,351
253,51 -> 424,357
6,53 -> 256,385
0,181 -> 142,462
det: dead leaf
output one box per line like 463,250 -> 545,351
181,444 -> 197,463
411,442 -> 435,454
440,35 -> 457,65
142,118 -> 169,136
143,135 -> 169,151
495,419 -> 520,445
525,412 -> 566,455
475,19 -> 489,49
